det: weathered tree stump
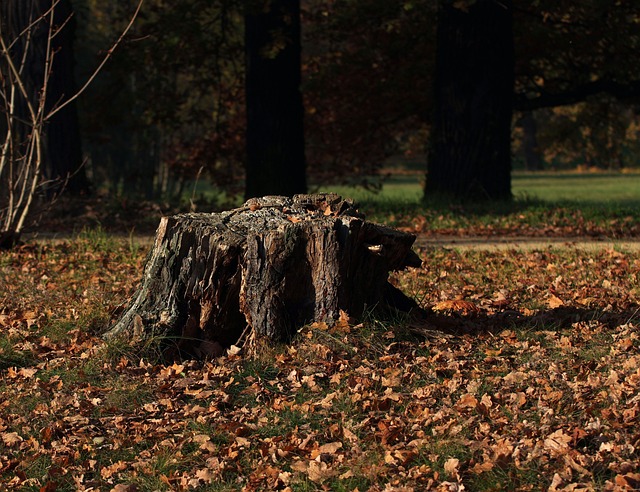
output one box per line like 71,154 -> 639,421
104,194 -> 421,357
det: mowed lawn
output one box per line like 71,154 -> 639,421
513,172 -> 640,205
322,171 -> 640,207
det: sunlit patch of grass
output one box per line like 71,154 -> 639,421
76,225 -> 121,253
321,171 -> 640,237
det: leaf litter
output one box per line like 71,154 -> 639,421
1,238 -> 639,491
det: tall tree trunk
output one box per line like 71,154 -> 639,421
244,0 -> 306,200
0,0 -> 89,195
520,111 -> 543,171
0,1 -> 38,157
44,0 -> 89,195
426,0 -> 514,201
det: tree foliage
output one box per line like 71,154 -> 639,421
76,0 -> 246,200
68,0 -> 640,203
512,1 -> 640,170
303,0 -> 435,184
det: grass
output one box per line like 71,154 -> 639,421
319,170 -> 640,237
513,171 -> 640,204
321,170 -> 640,204
1,191 -> 640,490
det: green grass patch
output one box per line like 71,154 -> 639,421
0,335 -> 38,370
319,171 -> 640,236
513,171 -> 640,204
322,170 -> 640,205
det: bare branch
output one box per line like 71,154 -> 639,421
515,78 -> 640,111
47,0 -> 144,119
1,0 -> 143,245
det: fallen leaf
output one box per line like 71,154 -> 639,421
444,457 -> 460,475
1,432 -> 23,447
614,473 -> 640,490
455,393 -> 478,410
317,441 -> 342,454
433,299 -> 480,315
544,430 -> 572,457
548,293 -> 564,308
101,461 -> 127,479
307,460 -> 337,483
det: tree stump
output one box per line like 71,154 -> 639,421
104,194 -> 421,358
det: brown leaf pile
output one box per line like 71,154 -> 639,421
1,240 -> 639,491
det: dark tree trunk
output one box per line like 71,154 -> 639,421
0,1 -> 38,156
104,194 -> 421,359
0,0 -> 89,195
520,111 -> 543,171
426,0 -> 514,201
44,0 -> 90,195
244,0 -> 306,200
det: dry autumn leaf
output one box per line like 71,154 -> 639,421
548,293 -> 565,308
433,299 -> 480,315
3,238 -> 640,490
1,432 -> 22,447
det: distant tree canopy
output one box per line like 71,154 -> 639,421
70,0 -> 640,202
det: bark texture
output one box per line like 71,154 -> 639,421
244,0 -> 306,199
426,0 -> 514,201
105,194 -> 421,358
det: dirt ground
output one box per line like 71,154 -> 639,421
415,235 -> 640,251
22,229 -> 640,254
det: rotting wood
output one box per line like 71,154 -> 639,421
104,193 -> 422,358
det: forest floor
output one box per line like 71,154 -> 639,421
2,197 -> 640,491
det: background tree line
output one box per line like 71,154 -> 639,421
3,0 -> 640,229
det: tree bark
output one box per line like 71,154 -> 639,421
426,0 -> 514,201
244,0 -> 307,199
0,0 -> 88,195
104,194 -> 421,358
520,111 -> 543,171
44,0 -> 90,195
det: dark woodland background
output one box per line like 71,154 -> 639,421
3,0 -> 640,218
